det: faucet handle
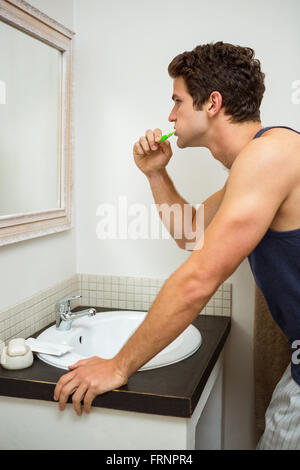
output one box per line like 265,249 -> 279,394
56,295 -> 82,314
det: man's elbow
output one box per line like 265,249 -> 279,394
176,237 -> 203,252
181,268 -> 219,310
175,240 -> 193,252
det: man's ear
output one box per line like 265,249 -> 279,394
206,91 -> 223,117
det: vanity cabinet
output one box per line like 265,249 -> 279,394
0,314 -> 230,450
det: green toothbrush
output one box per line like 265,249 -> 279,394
159,131 -> 175,143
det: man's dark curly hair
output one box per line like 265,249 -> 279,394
168,41 -> 265,123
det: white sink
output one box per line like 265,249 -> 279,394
36,310 -> 202,371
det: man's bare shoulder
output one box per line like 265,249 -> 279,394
258,127 -> 300,146
230,128 -> 300,187
222,130 -> 299,213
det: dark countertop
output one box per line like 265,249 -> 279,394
0,308 -> 231,418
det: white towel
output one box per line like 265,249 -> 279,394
26,338 -> 72,356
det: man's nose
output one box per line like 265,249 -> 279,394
168,109 -> 176,122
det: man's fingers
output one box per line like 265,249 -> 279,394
146,129 -> 156,150
72,383 -> 88,416
153,128 -> 162,143
134,129 -> 163,157
134,141 -> 144,156
68,358 -> 90,370
53,370 -> 75,401
139,136 -> 151,154
57,377 -> 79,411
84,388 -> 97,414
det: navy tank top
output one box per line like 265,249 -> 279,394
248,126 -> 300,385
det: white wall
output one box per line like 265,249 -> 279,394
73,0 -> 300,450
0,0 -> 76,310
29,0 -> 74,31
1,0 -> 299,450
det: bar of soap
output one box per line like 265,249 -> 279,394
7,338 -> 28,357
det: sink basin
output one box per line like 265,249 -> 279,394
36,310 -> 202,371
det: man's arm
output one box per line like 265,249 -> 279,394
181,181 -> 228,251
134,128 -> 227,250
200,183 -> 228,230
54,137 -> 292,415
148,168 -> 227,250
147,168 -> 196,248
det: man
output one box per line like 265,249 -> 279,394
54,42 -> 300,449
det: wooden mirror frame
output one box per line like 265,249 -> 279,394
0,0 -> 75,246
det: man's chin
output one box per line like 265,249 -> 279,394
176,137 -> 186,149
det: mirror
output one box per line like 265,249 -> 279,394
0,0 -> 74,245
0,20 -> 62,215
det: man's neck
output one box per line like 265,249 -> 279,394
206,120 -> 263,169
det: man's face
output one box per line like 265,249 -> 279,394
168,76 -> 207,148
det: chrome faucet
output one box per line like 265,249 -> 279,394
55,295 -> 96,331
